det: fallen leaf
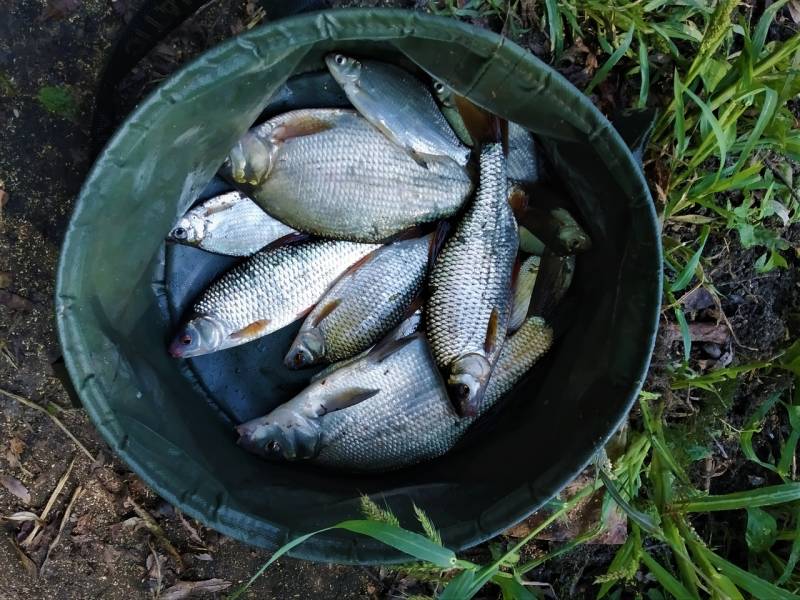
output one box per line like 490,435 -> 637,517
0,290 -> 34,311
0,272 -> 11,288
160,579 -> 232,600
4,437 -> 25,470
40,0 -> 80,20
789,0 -> 800,23
0,475 -> 31,504
193,553 -> 213,561
665,322 -> 730,345
177,510 -> 204,547
122,516 -> 144,529
0,188 -> 7,214
681,287 -> 716,313
9,536 -> 38,578
3,511 -> 42,524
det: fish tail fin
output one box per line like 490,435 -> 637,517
427,220 -> 451,270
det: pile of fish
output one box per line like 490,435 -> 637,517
167,55 -> 591,472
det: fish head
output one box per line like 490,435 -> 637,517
226,132 -> 274,186
559,226 -> 592,253
325,54 -> 362,87
432,81 -> 454,108
168,315 -> 227,358
447,353 -> 493,416
167,212 -> 205,246
236,409 -> 322,461
284,329 -> 325,370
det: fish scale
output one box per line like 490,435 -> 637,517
316,318 -> 553,470
427,142 -> 518,368
295,236 -> 431,363
193,240 -> 378,346
249,111 -> 472,242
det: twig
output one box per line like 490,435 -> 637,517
128,497 -> 185,572
39,484 -> 84,576
0,387 -> 95,462
21,456 -> 76,548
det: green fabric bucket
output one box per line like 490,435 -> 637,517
56,8 -> 661,563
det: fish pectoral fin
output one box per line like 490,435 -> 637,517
507,185 -> 529,219
484,307 -> 501,356
229,319 -> 271,340
311,298 -> 342,327
271,115 -> 335,142
324,387 -> 380,413
368,333 -> 420,364
408,149 -> 430,169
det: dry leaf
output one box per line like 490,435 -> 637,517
193,553 -> 213,561
789,0 -> 800,23
160,579 -> 232,600
0,290 -> 34,311
4,437 -> 25,470
1,475 -> 31,504
177,510 -> 204,547
3,511 -> 42,524
0,272 -> 11,288
10,537 -> 38,578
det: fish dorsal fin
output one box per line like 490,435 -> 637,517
229,319 -> 271,340
484,307 -> 501,356
368,333 -> 420,364
271,114 -> 336,142
311,298 -> 342,327
319,387 -> 381,414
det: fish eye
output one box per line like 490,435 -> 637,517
434,82 -> 444,93
172,227 -> 188,240
335,54 -> 346,65
455,383 -> 470,400
267,440 -> 281,453
181,334 -> 192,345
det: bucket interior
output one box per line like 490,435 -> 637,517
56,10 -> 660,562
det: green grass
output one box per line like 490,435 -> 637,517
232,3 -> 800,598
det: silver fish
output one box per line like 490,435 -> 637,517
222,109 -> 472,242
432,81 -> 474,147
519,226 -> 546,255
427,142 -> 518,416
508,255 -> 540,333
326,55 -> 470,167
309,309 -> 423,383
285,235 -> 432,368
507,122 -> 539,185
237,318 -> 552,472
168,238 -> 378,358
167,191 -> 295,257
530,251 -> 576,319
522,205 -> 591,255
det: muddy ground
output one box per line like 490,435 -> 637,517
1,1 -> 798,599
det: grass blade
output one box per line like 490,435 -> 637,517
777,505 -> 800,584
699,544 -> 800,600
675,307 -> 692,362
640,550 -> 698,600
336,520 -> 457,568
600,470 -> 661,534
673,70 -> 687,157
674,483 -> 800,512
543,0 -> 563,58
670,225 -> 710,292
227,529 -> 327,599
586,26 -> 635,94
753,0 -> 791,59
733,87 -> 778,173
682,86 -> 729,172
740,391 -> 783,474
637,32 -> 650,108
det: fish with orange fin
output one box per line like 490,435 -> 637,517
284,234 -> 436,368
220,108 -> 472,242
168,235 -> 379,358
426,113 -> 519,417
